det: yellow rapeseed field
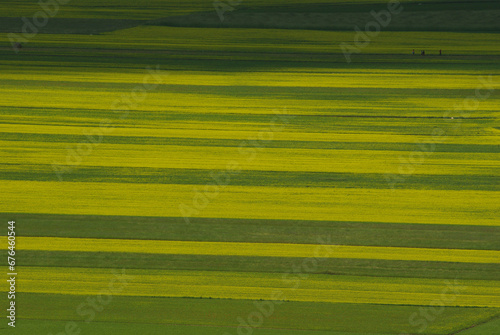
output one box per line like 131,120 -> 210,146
10,267 -> 500,307
1,181 -> 498,225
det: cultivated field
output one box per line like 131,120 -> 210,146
1,1 -> 499,334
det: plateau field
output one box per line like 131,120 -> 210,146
1,1 -> 499,334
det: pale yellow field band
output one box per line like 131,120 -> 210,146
13,237 -> 500,264
8,267 -> 500,307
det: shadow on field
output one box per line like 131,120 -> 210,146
149,2 -> 500,32
0,17 -> 145,34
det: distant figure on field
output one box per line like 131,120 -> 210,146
14,43 -> 22,50
412,49 -> 415,55
439,49 -> 442,55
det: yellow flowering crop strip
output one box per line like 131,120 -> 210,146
13,237 -> 500,264
1,181 -> 498,226
10,267 -> 500,307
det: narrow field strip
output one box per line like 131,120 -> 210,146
2,140 -> 498,175
2,27 -> 499,55
10,267 -> 500,307
12,237 -> 500,264
1,181 -> 498,225
18,250 -> 500,280
2,165 -> 497,191
0,66 -> 497,89
11,213 -> 500,251
0,89 -> 497,117
6,123 -> 499,145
